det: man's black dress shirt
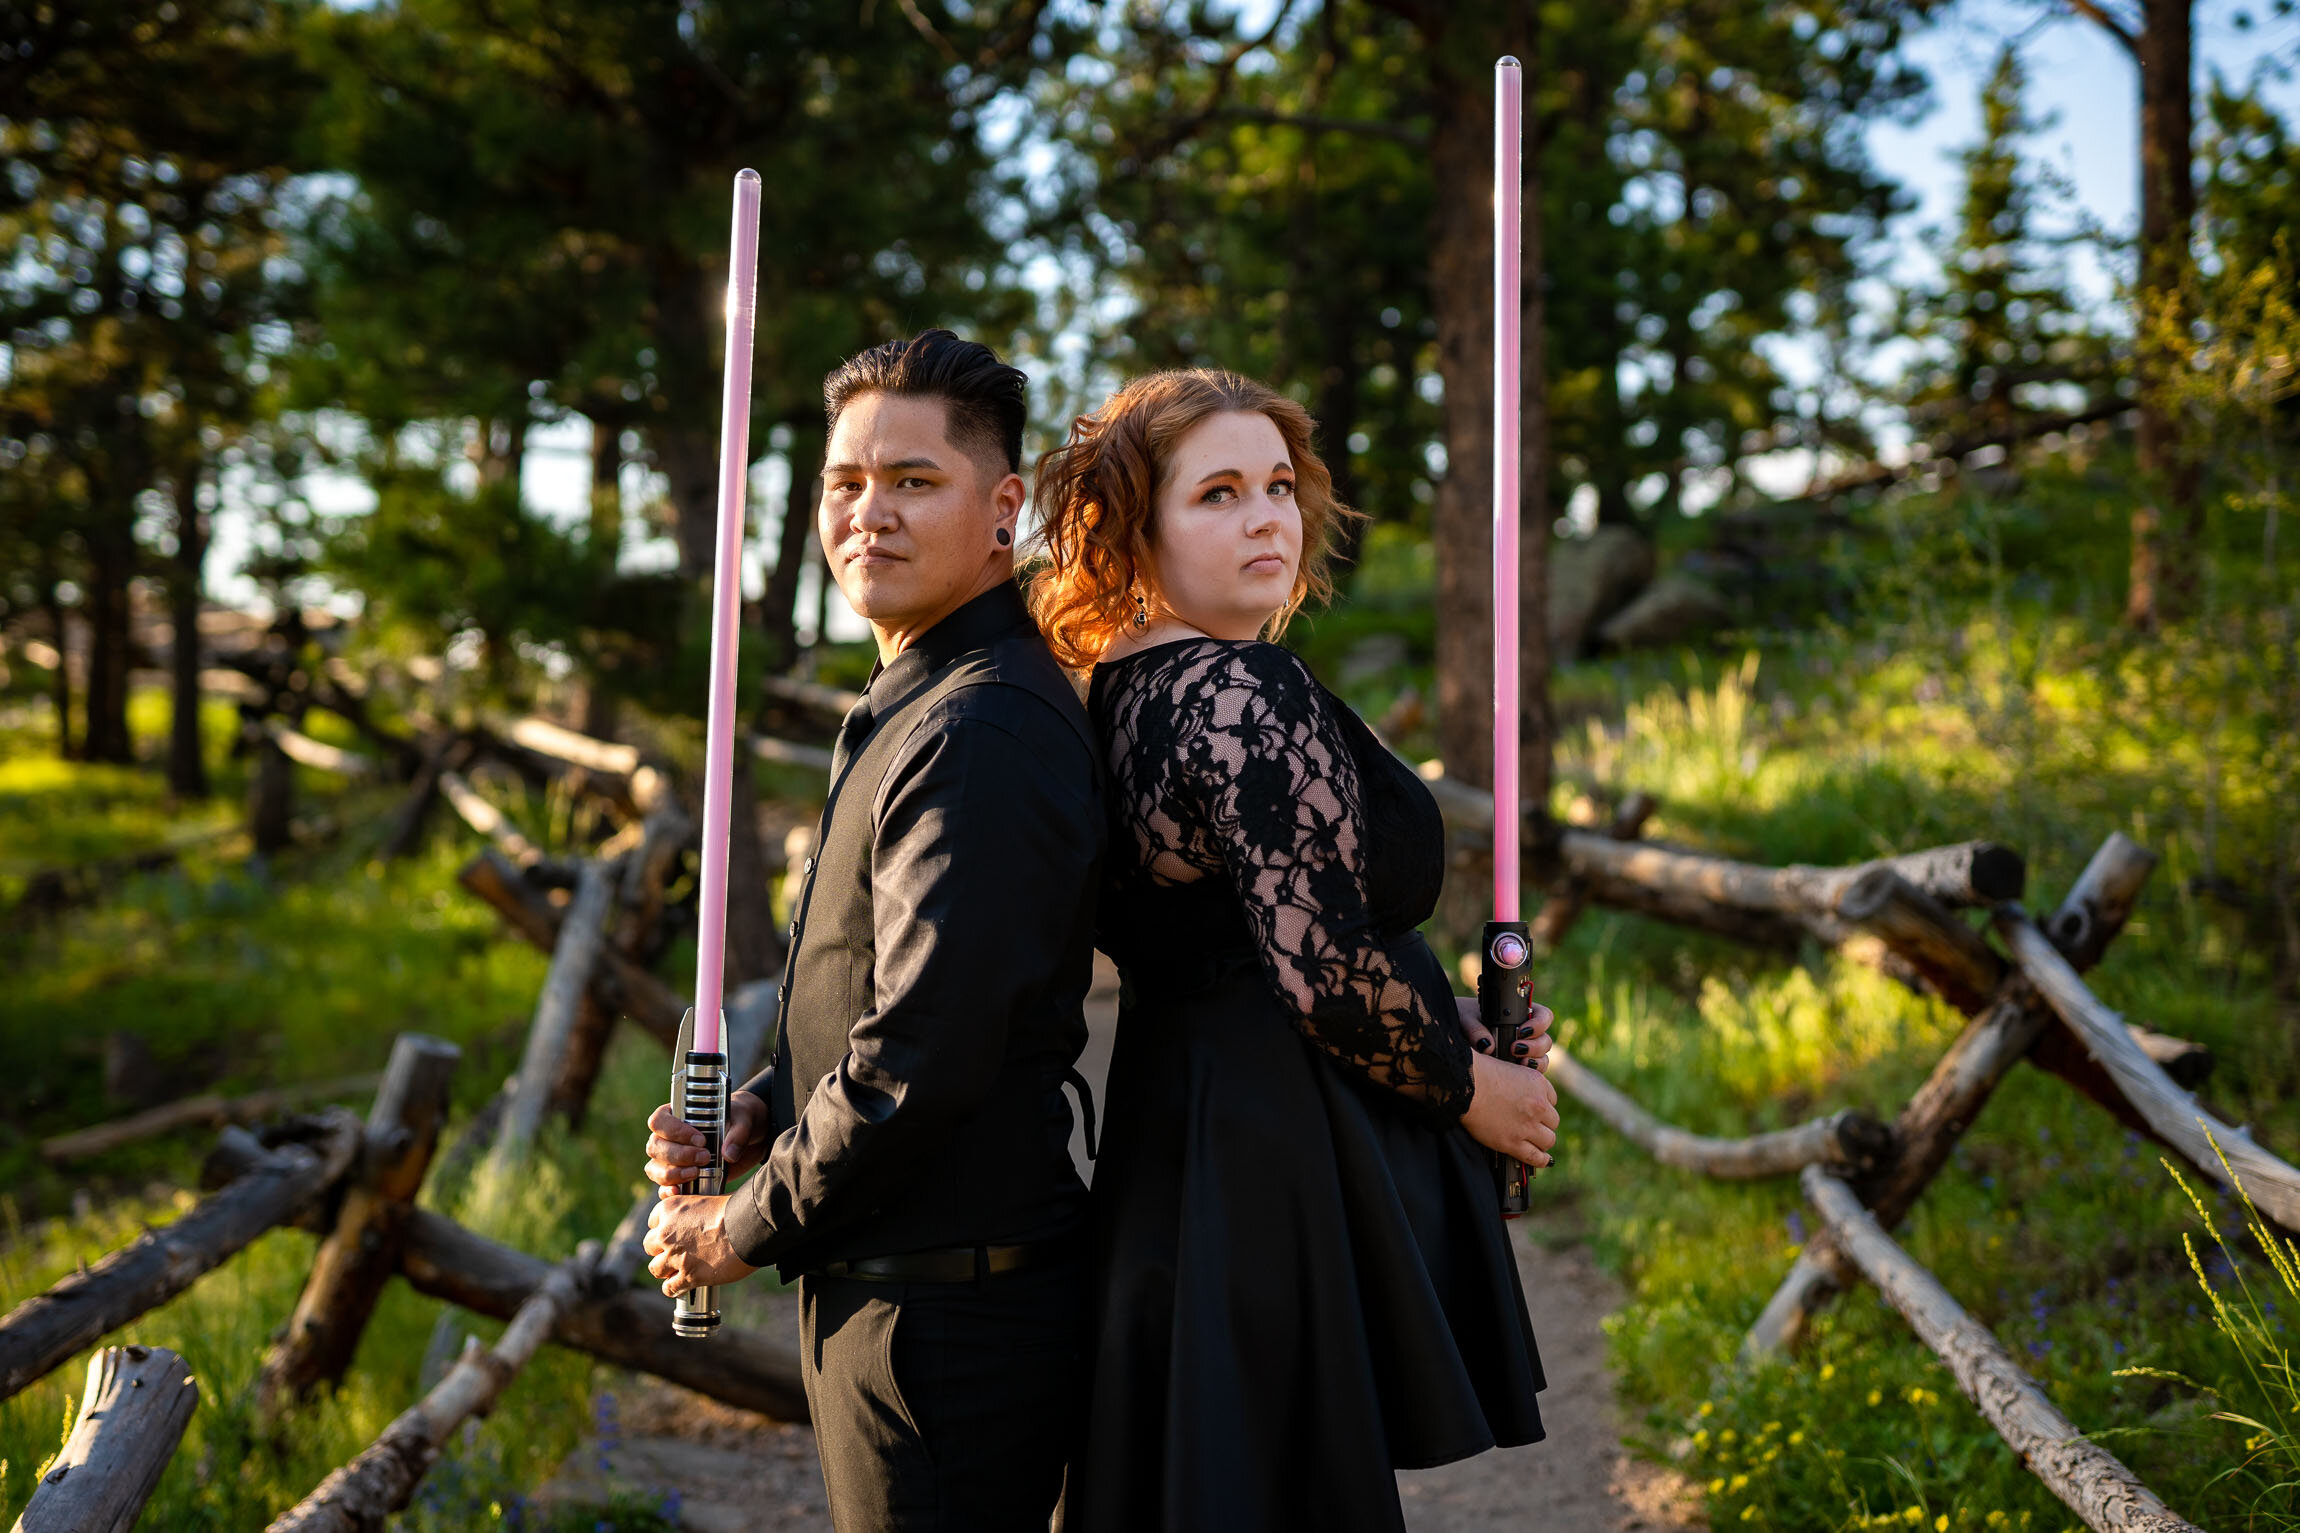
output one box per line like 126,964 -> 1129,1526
723,581 -> 1104,1278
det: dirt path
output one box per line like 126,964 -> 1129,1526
537,960 -> 1702,1532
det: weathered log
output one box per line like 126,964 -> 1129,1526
268,1260 -> 583,1533
496,715 -> 641,777
1530,792 -> 1657,952
263,719 -> 377,779
1833,867 -> 2006,1014
758,673 -> 862,715
1418,763 -> 2024,919
376,735 -> 468,862
437,770 -> 548,870
2000,908 -> 2300,1233
0,1111 -> 360,1402
457,850 -> 684,1049
395,1207 -> 809,1421
1802,1168 -> 2201,1533
12,1345 -> 199,1533
2125,1026 -> 2214,1088
2039,832 -> 2155,969
1744,832 -> 2157,1358
749,733 -> 837,773
493,862 -> 615,1164
1549,1046 -> 1893,1177
39,1074 -> 381,1164
256,1037 -> 462,1411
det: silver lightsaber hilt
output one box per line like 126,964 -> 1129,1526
671,1027 -> 728,1340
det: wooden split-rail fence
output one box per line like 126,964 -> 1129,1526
7,689 -> 2287,1531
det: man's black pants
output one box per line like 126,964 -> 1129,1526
799,1253 -> 1087,1531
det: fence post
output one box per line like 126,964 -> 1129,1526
12,1345 -> 199,1533
256,1035 -> 460,1412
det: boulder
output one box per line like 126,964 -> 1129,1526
1596,574 -> 1734,650
1547,525 -> 1655,657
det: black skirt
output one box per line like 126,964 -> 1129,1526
1075,953 -> 1547,1533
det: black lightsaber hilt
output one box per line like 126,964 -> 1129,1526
670,1026 -> 727,1339
1479,919 -> 1535,1217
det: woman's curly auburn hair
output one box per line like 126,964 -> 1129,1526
1027,369 -> 1356,670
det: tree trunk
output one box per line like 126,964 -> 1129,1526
579,421 -> 624,741
1426,66 -> 1498,793
168,462 -> 211,798
2125,0 -> 2197,631
39,564 -> 74,761
760,420 -> 825,674
1517,36 -> 1556,830
80,522 -> 136,765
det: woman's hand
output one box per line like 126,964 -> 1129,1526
644,1194 -> 758,1297
645,1089 -> 769,1195
1461,1048 -> 1560,1170
1454,995 -> 1554,1072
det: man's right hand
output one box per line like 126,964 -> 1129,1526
645,1090 -> 769,1197
1461,1050 -> 1559,1171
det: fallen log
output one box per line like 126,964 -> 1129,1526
1802,1167 -> 2200,1533
1549,1046 -> 1893,1177
437,770 -> 548,870
268,1254 -> 585,1533
0,1111 -> 361,1403
1744,833 -> 2157,1358
263,719 -> 377,779
257,1036 -> 461,1411
496,716 -> 640,777
1529,792 -> 1657,953
1999,908 -> 2300,1233
12,1345 -> 200,1533
1833,867 -> 2006,1014
758,674 -> 862,716
749,734 -> 837,773
494,862 -> 615,1164
40,1073 -> 381,1164
395,1207 -> 808,1421
376,735 -> 469,862
458,850 -> 684,1049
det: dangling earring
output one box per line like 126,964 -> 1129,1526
1132,586 -> 1150,628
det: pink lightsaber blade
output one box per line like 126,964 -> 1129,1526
673,167 -> 762,1342
1481,57 -> 1536,1218
1492,58 -> 1523,921
691,168 -> 764,1057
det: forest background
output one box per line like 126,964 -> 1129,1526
4,0 -> 2300,1527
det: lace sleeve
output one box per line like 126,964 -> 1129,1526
1152,642 -> 1475,1118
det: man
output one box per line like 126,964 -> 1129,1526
644,330 -> 1103,1530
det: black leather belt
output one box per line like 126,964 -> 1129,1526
813,1241 -> 1068,1284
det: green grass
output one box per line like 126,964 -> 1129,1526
0,1031 -> 678,1529
1,446 -> 2294,1527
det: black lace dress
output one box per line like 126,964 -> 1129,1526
1077,638 -> 1546,1533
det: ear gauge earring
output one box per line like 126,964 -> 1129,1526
995,527 -> 1012,547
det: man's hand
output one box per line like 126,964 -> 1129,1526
645,1089 -> 768,1195
644,1194 -> 758,1297
1455,994 -> 1555,1072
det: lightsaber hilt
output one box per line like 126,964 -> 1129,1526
1479,920 -> 1535,1216
671,1019 -> 728,1339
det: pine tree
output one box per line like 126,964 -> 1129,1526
1901,45 -> 2101,450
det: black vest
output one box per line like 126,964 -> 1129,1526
765,584 -> 1100,1273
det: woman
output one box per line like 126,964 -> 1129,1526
1030,369 -> 1558,1532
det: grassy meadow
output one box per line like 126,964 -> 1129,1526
2,447 -> 2296,1527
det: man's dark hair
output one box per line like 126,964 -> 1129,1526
822,329 -> 1028,476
